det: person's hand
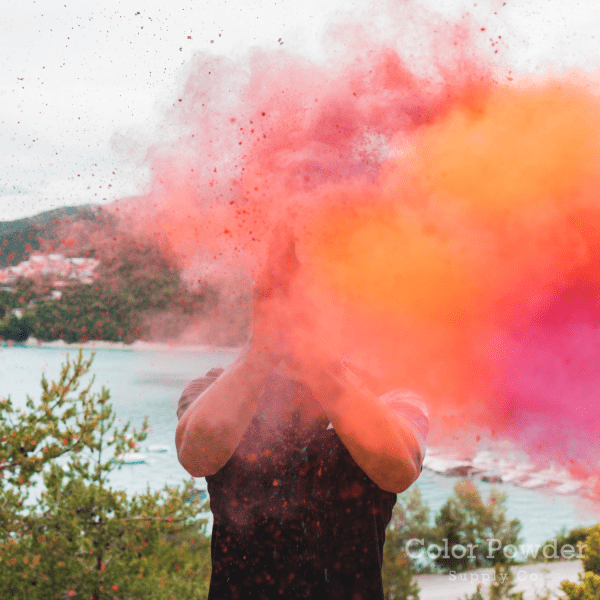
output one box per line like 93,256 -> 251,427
248,224 -> 345,391
254,224 -> 300,301
249,225 -> 300,365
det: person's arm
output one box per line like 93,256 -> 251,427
176,368 -> 224,421
297,364 -> 427,494
175,344 -> 274,477
175,225 -> 299,478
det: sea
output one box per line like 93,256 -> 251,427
1,344 -> 599,547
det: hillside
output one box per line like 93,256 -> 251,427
0,205 -> 99,268
0,205 -> 250,346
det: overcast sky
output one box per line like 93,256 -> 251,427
1,0 -> 599,222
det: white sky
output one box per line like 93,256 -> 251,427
1,0 -> 599,222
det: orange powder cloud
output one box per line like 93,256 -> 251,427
291,78 -> 600,457
304,203 -> 475,324
303,79 -> 600,327
417,81 -> 600,213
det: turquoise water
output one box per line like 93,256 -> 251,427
1,345 -> 598,546
0,345 -> 238,497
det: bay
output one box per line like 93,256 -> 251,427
1,345 -> 598,546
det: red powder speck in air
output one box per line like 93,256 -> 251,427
115,6 -> 600,480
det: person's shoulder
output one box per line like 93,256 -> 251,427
176,367 -> 224,420
182,367 -> 225,398
379,388 -> 429,444
379,389 -> 429,417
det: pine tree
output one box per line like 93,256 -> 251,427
0,351 -> 211,599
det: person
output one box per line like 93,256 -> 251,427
175,230 -> 429,600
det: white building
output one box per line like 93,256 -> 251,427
0,253 -> 100,286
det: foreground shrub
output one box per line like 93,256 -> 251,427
0,351 -> 211,599
560,525 -> 600,600
383,487 -> 434,599
434,480 -> 522,572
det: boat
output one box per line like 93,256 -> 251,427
519,477 -> 547,489
147,444 -> 170,453
554,480 -> 583,495
471,451 -> 496,472
118,452 -> 148,465
500,469 -> 528,484
423,456 -> 474,476
480,469 -> 503,483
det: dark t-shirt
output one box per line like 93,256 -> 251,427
178,371 -> 427,600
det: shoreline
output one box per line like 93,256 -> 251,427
5,340 -> 600,504
1,337 -> 243,354
416,560 -> 582,600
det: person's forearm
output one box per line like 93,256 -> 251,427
310,369 -> 422,493
175,346 -> 274,477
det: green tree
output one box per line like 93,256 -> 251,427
561,525 -> 600,600
0,352 -> 211,599
382,544 -> 420,600
385,487 -> 435,570
434,480 -> 521,572
581,525 -> 600,575
0,310 -> 35,342
382,486 -> 436,599
31,284 -> 141,343
536,526 -> 593,564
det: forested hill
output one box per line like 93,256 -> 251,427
0,205 -> 250,346
0,205 -> 99,268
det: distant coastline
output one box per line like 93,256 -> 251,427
1,336 -> 243,354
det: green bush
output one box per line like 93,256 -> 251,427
0,311 -> 34,342
561,571 -> 600,600
0,352 -> 211,599
434,480 -> 522,572
561,525 -> 600,600
382,478 -> 527,598
383,487 -> 430,598
536,526 -> 593,564
382,545 -> 420,600
31,285 -> 141,343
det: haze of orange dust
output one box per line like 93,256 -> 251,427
128,12 -> 600,482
